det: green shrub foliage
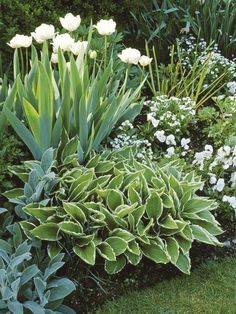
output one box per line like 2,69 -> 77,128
5,147 -> 223,275
0,0 -> 142,72
0,129 -> 29,192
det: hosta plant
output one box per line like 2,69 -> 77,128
5,147 -> 223,275
0,213 -> 76,314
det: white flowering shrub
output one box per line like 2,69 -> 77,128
192,145 -> 236,219
177,35 -> 236,90
143,95 -> 196,158
109,121 -> 153,162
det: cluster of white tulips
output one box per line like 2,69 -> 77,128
7,13 -> 152,67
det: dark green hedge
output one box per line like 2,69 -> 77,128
0,0 -> 142,72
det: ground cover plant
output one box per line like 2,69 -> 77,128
0,2 -> 236,313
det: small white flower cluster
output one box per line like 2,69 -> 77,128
145,96 -> 195,158
145,95 -> 196,135
193,144 -> 214,170
110,121 -> 153,162
178,36 -> 236,83
223,195 -> 236,212
227,81 -> 236,95
193,145 -> 236,213
209,146 -> 236,172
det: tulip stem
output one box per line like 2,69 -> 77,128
119,64 -> 131,96
26,48 -> 28,74
104,35 -> 107,68
19,48 -> 24,79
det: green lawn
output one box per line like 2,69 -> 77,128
97,256 -> 236,314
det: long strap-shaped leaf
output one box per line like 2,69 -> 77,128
3,106 -> 42,160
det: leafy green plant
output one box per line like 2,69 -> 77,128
3,36 -> 144,161
145,42 -> 228,107
0,209 -> 76,313
2,148 -> 58,218
198,96 -> 236,146
0,129 -> 29,193
128,0 -> 236,59
5,147 -> 223,275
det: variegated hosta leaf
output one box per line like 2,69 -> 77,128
10,149 -> 223,275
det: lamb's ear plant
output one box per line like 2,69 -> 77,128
2,148 -> 58,219
0,209 -> 76,314
5,147 -> 223,275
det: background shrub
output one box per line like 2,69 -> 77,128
0,128 -> 29,193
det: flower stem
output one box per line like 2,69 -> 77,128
19,48 -> 24,79
104,35 -> 107,68
26,48 -> 28,74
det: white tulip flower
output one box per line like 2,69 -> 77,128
59,13 -> 81,32
118,48 -> 141,65
7,34 -> 32,48
94,19 -> 116,35
51,53 -> 58,63
31,24 -> 55,43
71,41 -> 88,55
52,33 -> 75,52
139,55 -> 152,67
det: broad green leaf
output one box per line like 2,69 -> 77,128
106,189 -> 124,211
110,228 -> 135,242
127,240 -> 140,256
166,237 -> 179,264
141,241 -> 169,264
190,224 -> 221,245
105,236 -> 128,256
31,223 -> 60,241
97,242 -> 116,261
146,191 -> 163,220
128,185 -> 142,205
2,188 -> 24,199
95,161 -> 114,173
184,198 -> 216,213
105,255 -> 126,274
58,221 -> 83,236
63,202 -> 87,224
160,215 -> 178,229
49,278 -> 76,301
125,250 -> 141,266
108,174 -> 124,189
73,241 -> 96,265
23,206 -> 56,223
175,252 -> 191,275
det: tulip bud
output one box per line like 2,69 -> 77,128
51,53 -> 58,63
89,50 -> 97,59
139,55 -> 153,67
